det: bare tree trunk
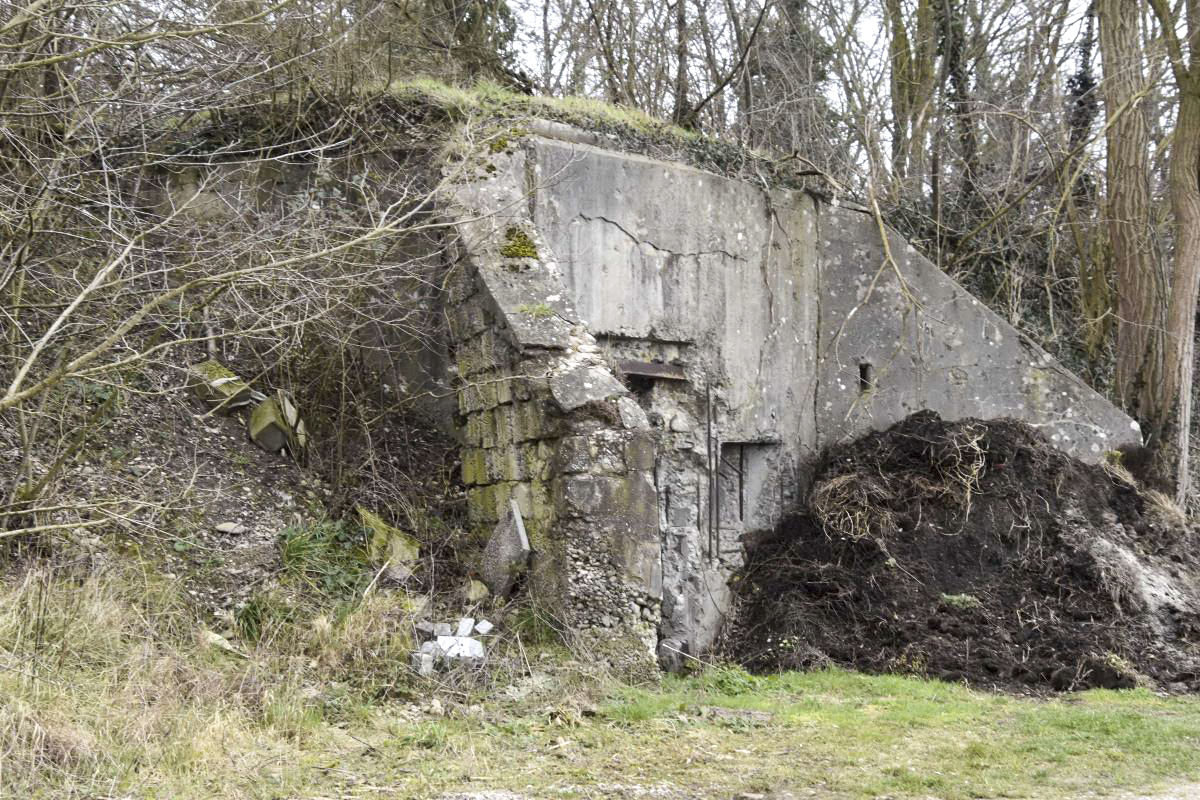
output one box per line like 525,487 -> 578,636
1065,2 -> 1112,362
1150,0 -> 1200,502
722,0 -> 753,143
937,0 -> 979,203
585,0 -> 627,104
884,0 -> 936,194
1163,84 -> 1200,502
1098,0 -> 1166,427
671,0 -> 690,124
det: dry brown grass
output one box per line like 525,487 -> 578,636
0,559 -> 427,798
810,473 -> 897,541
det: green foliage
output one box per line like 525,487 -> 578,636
939,592 -> 983,611
516,302 -> 554,318
233,591 -> 294,644
383,78 -> 700,142
507,602 -> 564,647
171,535 -> 198,553
279,517 -> 370,596
395,721 -> 453,750
70,378 -> 121,408
698,664 -> 760,696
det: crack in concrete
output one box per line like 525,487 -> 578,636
578,213 -> 746,262
754,185 -> 783,392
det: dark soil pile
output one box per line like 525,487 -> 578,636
726,411 -> 1200,691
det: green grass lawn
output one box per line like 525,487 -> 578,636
301,666 -> 1198,800
156,663 -> 1199,800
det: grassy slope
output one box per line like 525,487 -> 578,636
3,567 -> 1199,800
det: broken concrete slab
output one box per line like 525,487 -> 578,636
474,619 -> 494,635
466,578 -> 490,603
456,617 -> 475,636
191,359 -> 253,411
277,391 -> 309,450
437,635 -> 485,662
488,276 -> 576,350
616,396 -> 650,430
249,396 -> 287,452
481,499 -> 531,597
548,364 -> 626,411
359,506 -> 420,580
411,651 -> 435,676
249,390 -> 308,456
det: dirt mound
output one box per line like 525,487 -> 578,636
726,411 -> 1200,691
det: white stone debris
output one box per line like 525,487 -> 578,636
412,619 -> 489,672
411,651 -> 435,677
437,635 -> 486,666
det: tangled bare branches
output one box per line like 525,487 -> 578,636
0,1 -> 500,536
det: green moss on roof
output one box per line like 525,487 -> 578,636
165,77 -> 815,193
391,77 -> 695,139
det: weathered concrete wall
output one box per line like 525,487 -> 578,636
814,207 -> 1140,458
530,138 -> 817,659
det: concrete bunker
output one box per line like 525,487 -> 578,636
159,117 -> 1144,667
440,121 -> 1141,666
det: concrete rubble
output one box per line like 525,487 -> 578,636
358,506 -> 420,582
411,616 -> 496,676
480,500 -> 531,597
249,389 -> 308,456
188,358 -> 309,461
190,358 -> 260,412
466,578 -> 491,602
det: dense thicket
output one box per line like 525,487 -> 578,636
3,0 -> 1200,532
0,1 -> 514,535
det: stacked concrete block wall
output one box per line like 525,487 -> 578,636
437,134 -> 662,656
